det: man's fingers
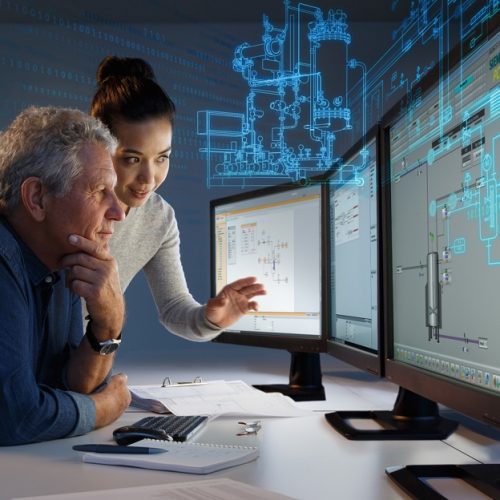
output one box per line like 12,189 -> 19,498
68,234 -> 108,259
59,234 -> 113,273
67,279 -> 95,299
66,265 -> 98,286
60,252 -> 98,270
109,373 -> 128,385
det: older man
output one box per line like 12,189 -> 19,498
0,106 -> 131,445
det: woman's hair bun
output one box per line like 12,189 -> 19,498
96,56 -> 156,85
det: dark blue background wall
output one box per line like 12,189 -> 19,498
0,0 -> 457,367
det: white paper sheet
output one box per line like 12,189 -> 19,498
130,380 -> 311,417
13,478 -> 295,499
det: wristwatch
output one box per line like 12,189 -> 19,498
85,320 -> 121,355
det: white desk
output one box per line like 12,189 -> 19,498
0,351 -> 495,500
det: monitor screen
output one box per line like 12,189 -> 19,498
385,28 -> 500,427
326,131 -> 382,375
325,29 -> 499,443
210,181 -> 326,400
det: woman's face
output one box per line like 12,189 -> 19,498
112,117 -> 172,210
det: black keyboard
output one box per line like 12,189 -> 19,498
131,415 -> 208,442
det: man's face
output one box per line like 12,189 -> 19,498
44,143 -> 124,261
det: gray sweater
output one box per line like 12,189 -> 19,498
109,192 -> 220,341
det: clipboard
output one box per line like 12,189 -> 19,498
127,379 -> 312,417
161,376 -> 208,387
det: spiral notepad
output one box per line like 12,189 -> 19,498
82,439 -> 259,474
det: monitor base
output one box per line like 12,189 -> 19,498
254,351 -> 325,401
324,387 -> 458,440
253,383 -> 325,402
386,463 -> 500,499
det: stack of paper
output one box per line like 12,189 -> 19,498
129,380 -> 311,417
14,478 -> 294,499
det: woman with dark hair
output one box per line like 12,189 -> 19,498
91,56 -> 265,341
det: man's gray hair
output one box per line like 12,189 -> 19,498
0,106 -> 117,214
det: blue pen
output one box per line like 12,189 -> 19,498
72,444 -> 167,454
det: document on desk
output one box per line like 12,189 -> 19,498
129,380 -> 311,417
13,478 -> 295,500
82,439 -> 259,474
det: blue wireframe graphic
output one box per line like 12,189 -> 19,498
198,0 -> 497,189
197,2 -> 367,188
431,134 -> 500,268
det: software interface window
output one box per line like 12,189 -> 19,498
329,137 -> 379,352
390,32 -> 500,396
214,185 -> 321,337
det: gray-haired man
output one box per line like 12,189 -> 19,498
0,106 -> 130,445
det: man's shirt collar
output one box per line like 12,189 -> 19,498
0,216 -> 59,286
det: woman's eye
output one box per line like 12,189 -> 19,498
123,156 -> 140,164
158,155 -> 170,163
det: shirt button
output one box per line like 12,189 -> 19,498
44,275 -> 53,284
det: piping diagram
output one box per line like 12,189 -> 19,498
198,1 -> 367,188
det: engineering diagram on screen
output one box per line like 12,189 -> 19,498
227,213 -> 295,311
390,26 -> 499,357
257,231 -> 290,285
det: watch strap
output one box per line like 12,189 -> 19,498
85,319 -> 122,354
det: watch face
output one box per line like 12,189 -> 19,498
98,340 -> 121,355
86,321 -> 121,355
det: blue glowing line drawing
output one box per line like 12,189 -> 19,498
388,2 -> 498,348
198,0 -> 496,188
426,121 -> 499,267
197,1 -> 367,188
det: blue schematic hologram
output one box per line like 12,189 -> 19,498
197,2 -> 368,188
198,0 -> 497,189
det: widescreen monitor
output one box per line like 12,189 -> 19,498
323,128 -> 387,438
210,180 -> 327,400
325,26 -> 500,450
326,128 -> 382,377
382,25 -> 500,499
384,26 -> 500,433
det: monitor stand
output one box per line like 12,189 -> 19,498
386,463 -> 500,499
253,351 -> 326,401
324,386 -> 458,439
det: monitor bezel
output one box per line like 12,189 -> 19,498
324,125 -> 384,376
381,24 -> 500,428
209,178 -> 328,354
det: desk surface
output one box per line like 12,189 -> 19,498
1,352 -> 497,500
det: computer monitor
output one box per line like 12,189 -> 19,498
325,127 -> 383,376
384,25 -> 500,431
383,26 -> 500,499
322,127 -> 388,438
326,26 -> 500,448
210,180 -> 326,401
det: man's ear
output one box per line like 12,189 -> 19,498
20,177 -> 48,222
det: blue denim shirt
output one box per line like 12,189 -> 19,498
0,218 -> 96,445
